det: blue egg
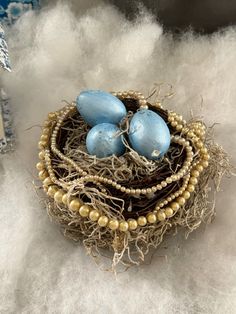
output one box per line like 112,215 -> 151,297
128,109 -> 170,160
86,123 -> 125,158
76,90 -> 127,127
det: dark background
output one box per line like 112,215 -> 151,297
111,0 -> 236,33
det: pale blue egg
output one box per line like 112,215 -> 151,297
86,123 -> 125,158
128,109 -> 170,160
76,90 -> 127,127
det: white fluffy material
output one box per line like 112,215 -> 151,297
1,2 -> 236,313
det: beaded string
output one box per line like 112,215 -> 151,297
47,102 -> 194,196
36,90 -> 210,231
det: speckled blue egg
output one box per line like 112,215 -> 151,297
86,123 -> 125,158
128,109 -> 170,160
76,90 -> 127,127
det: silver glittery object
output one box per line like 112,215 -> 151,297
0,23 -> 14,154
0,24 -> 11,72
0,89 -> 14,153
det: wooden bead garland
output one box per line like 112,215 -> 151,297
37,90 -> 210,233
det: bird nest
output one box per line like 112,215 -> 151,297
36,91 -> 232,269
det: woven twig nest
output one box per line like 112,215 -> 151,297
36,90 -> 232,268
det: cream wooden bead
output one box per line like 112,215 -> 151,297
187,184 -> 195,192
38,141 -> 47,149
62,193 -> 69,205
128,219 -> 138,230
43,127 -> 50,135
98,216 -> 109,227
54,190 -> 65,203
147,213 -> 157,224
38,151 -> 45,160
182,191 -> 191,199
203,154 -> 210,161
89,210 -> 100,221
137,216 -> 147,226
69,198 -> 82,211
165,207 -> 173,217
200,147 -> 208,154
202,161 -> 209,168
170,202 -> 180,211
108,219 -> 119,230
190,177 -> 198,185
36,162 -> 44,171
196,141 -> 203,148
43,121 -> 51,128
177,197 -> 186,206
119,221 -> 129,232
79,205 -> 91,217
196,164 -> 204,172
157,211 -> 166,221
191,170 -> 200,177
176,124 -> 183,131
48,185 -> 58,198
38,170 -> 48,181
43,177 -> 53,186
40,134 -> 48,142
48,112 -> 57,120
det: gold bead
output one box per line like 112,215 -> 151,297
147,213 -> 157,224
200,147 -> 208,154
196,164 -> 204,172
43,177 -> 53,186
98,216 -> 109,227
203,154 -> 210,161
192,170 -> 200,178
44,120 -> 51,127
48,185 -> 58,197
62,193 -> 69,205
38,151 -> 45,160
38,170 -> 48,181
79,205 -> 91,217
196,141 -> 203,148
40,134 -> 48,142
202,160 -> 209,168
165,207 -> 173,217
137,216 -> 147,226
187,131 -> 194,138
108,219 -> 119,230
43,127 -> 50,135
190,177 -> 198,185
199,130 -> 205,136
89,210 -> 100,221
38,141 -> 47,150
176,125 -> 183,131
187,184 -> 195,192
48,112 -> 57,120
176,197 -> 186,206
54,190 -> 65,203
69,199 -> 82,211
170,202 -> 180,211
157,211 -> 166,221
36,162 -> 44,171
128,219 -> 138,230
182,191 -> 191,199
119,221 -> 129,232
